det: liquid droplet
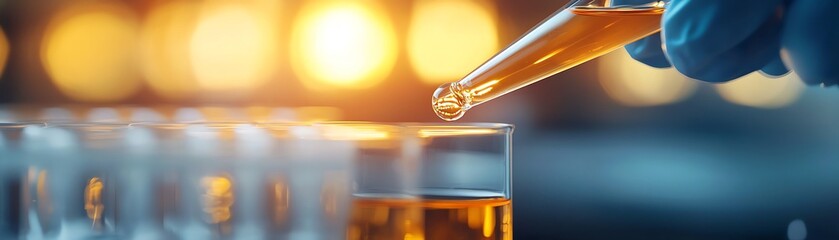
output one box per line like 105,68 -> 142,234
432,82 -> 471,121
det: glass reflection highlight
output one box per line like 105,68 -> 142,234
273,179 -> 290,226
201,175 -> 234,224
84,177 -> 104,227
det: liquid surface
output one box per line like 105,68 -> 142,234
348,197 -> 512,240
433,5 -> 664,121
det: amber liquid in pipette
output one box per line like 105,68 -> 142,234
433,6 -> 664,121
348,197 -> 512,240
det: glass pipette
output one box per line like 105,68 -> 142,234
432,0 -> 667,121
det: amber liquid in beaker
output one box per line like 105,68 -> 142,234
433,6 -> 664,121
349,197 -> 512,240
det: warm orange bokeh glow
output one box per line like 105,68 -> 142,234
290,1 -> 397,90
189,1 -> 279,94
408,0 -> 499,84
141,1 -> 202,100
0,27 -> 9,80
143,0 -> 281,100
42,3 -> 141,102
598,50 -> 697,107
716,71 -> 804,108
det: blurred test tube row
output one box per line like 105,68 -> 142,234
0,106 -> 341,123
0,121 -> 360,239
0,0 -> 808,118
0,119 -> 512,239
0,105 -> 344,238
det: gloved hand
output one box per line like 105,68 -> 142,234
617,0 -> 838,85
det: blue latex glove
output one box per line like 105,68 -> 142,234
619,0 -> 838,85
782,0 -> 839,86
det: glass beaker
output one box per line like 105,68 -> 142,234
433,0 -> 666,120
349,122 -> 513,240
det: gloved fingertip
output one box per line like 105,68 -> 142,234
759,57 -> 789,77
662,0 -> 787,83
627,48 -> 672,68
624,35 -> 672,68
782,0 -> 839,86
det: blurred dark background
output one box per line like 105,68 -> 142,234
1,0 -> 838,239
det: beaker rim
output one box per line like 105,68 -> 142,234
261,121 -> 513,132
127,121 -> 513,140
400,122 -> 512,129
128,121 -> 511,128
0,122 -> 47,128
43,122 -> 131,130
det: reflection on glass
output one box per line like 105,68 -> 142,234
273,179 -> 290,226
84,177 -> 104,227
321,172 -> 350,221
319,124 -> 393,141
36,170 -> 52,219
417,128 -> 499,138
201,175 -> 234,225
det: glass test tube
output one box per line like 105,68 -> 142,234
432,0 -> 666,121
0,123 -> 45,239
19,124 -> 124,239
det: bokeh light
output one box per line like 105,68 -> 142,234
598,50 -> 697,107
0,27 -> 9,80
407,0 -> 499,84
715,71 -> 805,108
141,1 -> 202,100
290,1 -> 397,90
189,1 -> 279,94
41,3 -> 141,102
